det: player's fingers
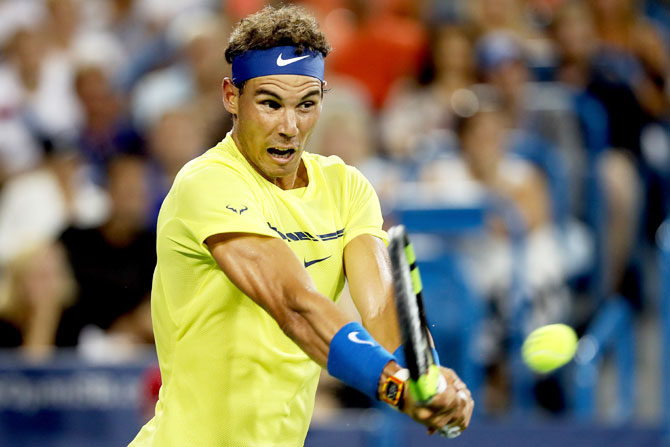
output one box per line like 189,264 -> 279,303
435,388 -> 459,410
427,394 -> 466,429
440,390 -> 473,432
433,412 -> 460,432
441,367 -> 467,392
462,392 -> 475,428
451,375 -> 468,391
412,402 -> 457,429
445,396 -> 474,434
413,406 -> 434,423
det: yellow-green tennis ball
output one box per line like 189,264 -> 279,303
522,324 -> 578,373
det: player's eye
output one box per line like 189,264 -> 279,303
261,100 -> 281,109
299,101 -> 315,110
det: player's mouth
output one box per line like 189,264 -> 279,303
267,147 -> 297,163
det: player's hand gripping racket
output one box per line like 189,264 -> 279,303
388,225 -> 462,439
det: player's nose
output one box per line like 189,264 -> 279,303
277,108 -> 298,138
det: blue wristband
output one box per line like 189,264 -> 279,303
327,322 -> 395,400
393,345 -> 440,367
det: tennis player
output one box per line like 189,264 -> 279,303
129,5 -> 473,446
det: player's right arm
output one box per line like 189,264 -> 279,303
207,231 -> 469,434
207,232 -> 347,367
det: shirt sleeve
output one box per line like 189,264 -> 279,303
175,165 -> 279,246
342,165 -> 388,246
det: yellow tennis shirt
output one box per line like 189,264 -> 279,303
129,134 -> 386,447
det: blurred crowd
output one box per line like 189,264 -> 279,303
0,0 -> 668,415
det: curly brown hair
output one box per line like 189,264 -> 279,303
224,5 -> 331,64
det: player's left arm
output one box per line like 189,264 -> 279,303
344,233 -> 474,433
343,233 -> 438,354
343,233 -> 401,353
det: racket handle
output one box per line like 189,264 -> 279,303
408,364 -> 442,403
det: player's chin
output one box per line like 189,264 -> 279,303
262,160 -> 297,178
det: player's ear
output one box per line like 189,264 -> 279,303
222,78 -> 239,115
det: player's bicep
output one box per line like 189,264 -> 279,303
343,234 -> 400,351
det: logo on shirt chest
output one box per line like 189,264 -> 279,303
304,255 -> 331,268
266,222 -> 343,243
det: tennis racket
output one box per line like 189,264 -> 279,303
388,225 -> 461,439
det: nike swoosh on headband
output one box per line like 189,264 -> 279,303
276,53 -> 311,66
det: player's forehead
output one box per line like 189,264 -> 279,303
247,74 -> 322,99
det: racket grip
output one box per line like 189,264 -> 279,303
408,364 -> 442,403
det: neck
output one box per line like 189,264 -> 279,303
273,160 -> 308,190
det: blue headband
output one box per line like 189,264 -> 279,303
231,46 -> 325,85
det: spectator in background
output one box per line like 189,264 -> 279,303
550,2 -> 647,302
170,10 -> 234,146
91,0 -> 156,58
56,154 -> 155,350
423,105 -> 570,413
466,0 -> 554,70
585,0 -> 670,242
307,80 -> 399,206
1,24 -> 81,142
74,62 -> 144,177
0,140 -> 109,267
473,31 -> 598,283
146,106 -> 207,223
381,23 -> 477,167
131,10 -> 232,148
0,242 -> 76,358
327,0 -> 426,110
474,30 -> 584,183
42,0 -> 79,55
587,0 -> 668,125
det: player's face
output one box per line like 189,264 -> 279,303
225,75 -> 323,188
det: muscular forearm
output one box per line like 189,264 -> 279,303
207,233 -> 349,367
344,234 -> 401,352
277,286 -> 349,367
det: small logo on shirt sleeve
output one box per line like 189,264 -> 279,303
226,204 -> 248,215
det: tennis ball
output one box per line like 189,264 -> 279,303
522,324 -> 578,373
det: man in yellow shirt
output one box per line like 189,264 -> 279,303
130,5 -> 473,446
